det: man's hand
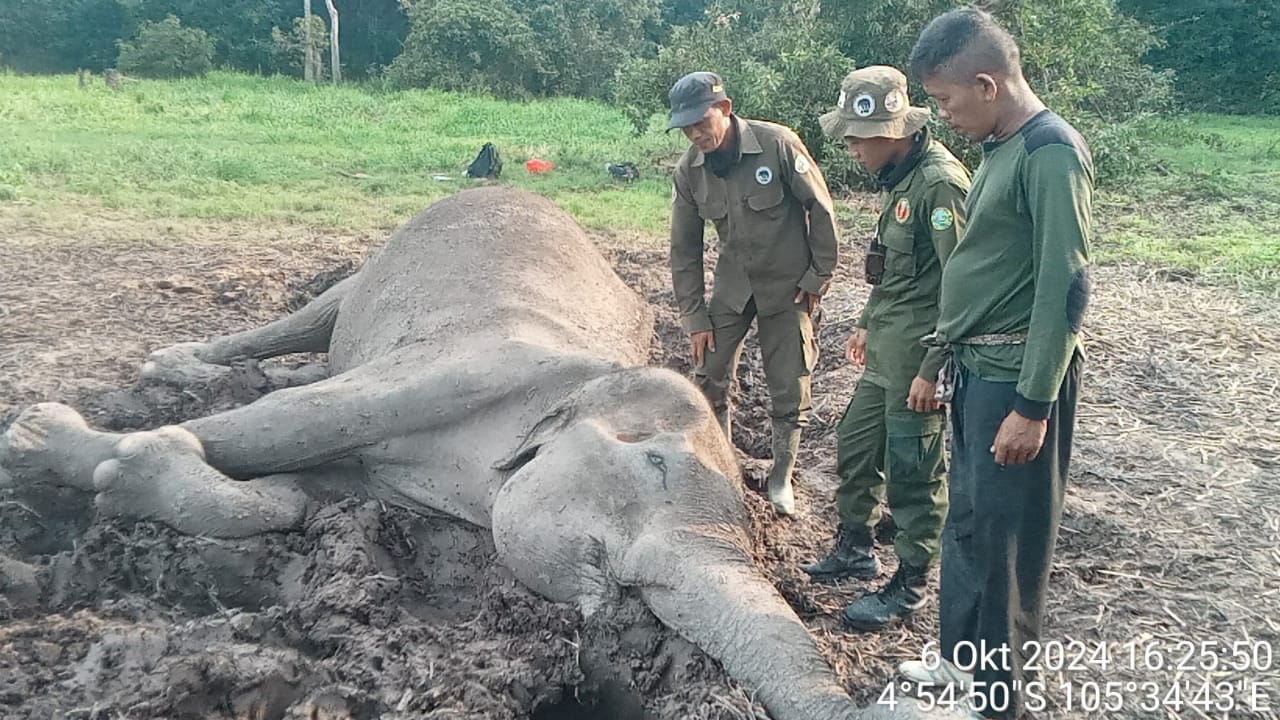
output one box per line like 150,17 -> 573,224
845,328 -> 867,366
794,289 -> 820,316
907,376 -> 942,413
690,330 -> 716,368
991,411 -> 1048,466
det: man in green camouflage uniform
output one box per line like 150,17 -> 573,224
667,71 -> 839,516
800,66 -> 970,631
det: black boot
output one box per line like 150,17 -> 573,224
800,524 -> 880,582
842,561 -> 929,630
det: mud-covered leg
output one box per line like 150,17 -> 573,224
140,273 -> 357,386
1,403 -> 120,491
91,427 -> 310,537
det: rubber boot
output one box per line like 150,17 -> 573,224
800,524 -> 880,582
842,561 -> 929,630
766,420 -> 801,516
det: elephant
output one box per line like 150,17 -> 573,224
0,187 -> 936,720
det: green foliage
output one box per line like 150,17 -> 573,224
271,16 -> 329,79
824,0 -> 1172,184
117,15 -> 215,79
508,0 -> 661,98
387,0 -> 659,99
614,7 -> 853,160
385,0 -> 548,98
617,0 -> 1169,186
0,0 -> 404,79
0,0 -> 127,73
1121,0 -> 1279,115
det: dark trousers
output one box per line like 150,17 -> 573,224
940,355 -> 1081,719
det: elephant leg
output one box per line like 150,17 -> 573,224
181,342 -> 609,479
91,427 -> 313,537
139,273 -> 358,387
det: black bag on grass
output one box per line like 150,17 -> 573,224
466,142 -> 503,179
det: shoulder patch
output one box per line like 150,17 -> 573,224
794,154 -> 811,174
930,207 -> 954,231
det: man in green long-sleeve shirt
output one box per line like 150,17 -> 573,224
894,9 -> 1093,720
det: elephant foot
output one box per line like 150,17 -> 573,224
139,341 -> 233,387
1,403 -> 118,491
93,427 -> 309,538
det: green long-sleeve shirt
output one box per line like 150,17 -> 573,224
936,110 -> 1094,419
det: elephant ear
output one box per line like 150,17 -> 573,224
492,399 -> 577,471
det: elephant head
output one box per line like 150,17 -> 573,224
491,367 -> 865,720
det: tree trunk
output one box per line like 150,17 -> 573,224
324,0 -> 341,84
303,0 -> 315,82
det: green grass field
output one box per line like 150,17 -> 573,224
1,72 -> 1276,288
0,71 -> 686,232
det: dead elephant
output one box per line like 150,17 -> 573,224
1,187 -> 921,720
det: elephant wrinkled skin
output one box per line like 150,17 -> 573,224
0,188 -> 934,720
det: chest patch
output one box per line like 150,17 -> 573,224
895,198 -> 911,223
931,207 -> 955,231
755,166 -> 773,185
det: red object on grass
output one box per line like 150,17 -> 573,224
525,159 -> 556,174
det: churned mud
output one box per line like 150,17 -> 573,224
2,211 -> 1278,719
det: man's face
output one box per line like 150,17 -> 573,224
844,136 -> 901,174
681,101 -> 733,154
922,73 -> 997,142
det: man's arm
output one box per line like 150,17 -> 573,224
917,179 -> 968,382
779,139 -> 839,297
670,168 -> 711,334
1015,144 -> 1093,419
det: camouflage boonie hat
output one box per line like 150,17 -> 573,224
820,65 -> 932,140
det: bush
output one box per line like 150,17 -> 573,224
614,9 -> 853,163
117,15 -> 214,79
385,0 -> 549,98
386,0 -> 660,99
1122,0 -> 1279,115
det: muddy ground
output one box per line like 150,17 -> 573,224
1,206 -> 1278,719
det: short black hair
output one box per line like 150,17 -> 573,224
909,8 -> 1021,82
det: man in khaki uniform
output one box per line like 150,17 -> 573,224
667,71 -> 839,516
801,66 -> 970,630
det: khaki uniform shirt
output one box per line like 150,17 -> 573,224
857,139 -> 971,392
670,117 -> 839,333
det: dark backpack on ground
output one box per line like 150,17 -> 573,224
466,142 -> 503,179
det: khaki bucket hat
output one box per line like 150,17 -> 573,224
820,65 -> 932,140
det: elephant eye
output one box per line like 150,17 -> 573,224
645,451 -> 669,490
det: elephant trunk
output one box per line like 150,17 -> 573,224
633,532 -> 865,720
